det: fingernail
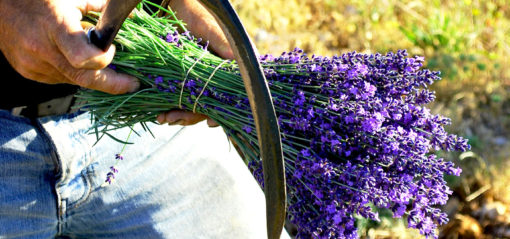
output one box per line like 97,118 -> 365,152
168,119 -> 184,126
128,78 -> 140,93
207,119 -> 220,128
156,114 -> 164,124
222,46 -> 235,60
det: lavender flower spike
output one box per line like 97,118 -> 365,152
79,8 -> 470,238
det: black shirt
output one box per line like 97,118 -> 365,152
0,53 -> 79,109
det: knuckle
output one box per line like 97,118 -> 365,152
68,49 -> 108,70
109,81 -> 125,95
51,21 -> 68,44
54,17 -> 69,35
94,59 -> 110,70
68,51 -> 88,68
53,57 -> 70,73
99,72 -> 124,95
71,70 -> 92,88
52,24 -> 90,69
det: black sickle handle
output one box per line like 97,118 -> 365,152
87,0 -> 140,51
88,1 -> 286,238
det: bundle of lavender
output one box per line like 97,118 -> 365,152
77,3 -> 469,238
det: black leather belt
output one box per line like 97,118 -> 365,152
4,94 -> 78,118
1,51 -> 80,118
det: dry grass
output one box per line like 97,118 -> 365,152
229,0 -> 510,237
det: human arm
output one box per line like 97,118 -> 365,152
0,0 -> 231,126
0,0 -> 139,95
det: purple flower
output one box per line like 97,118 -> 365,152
355,63 -> 369,76
242,125 -> 252,134
106,154 -> 125,184
115,154 -> 124,160
185,79 -> 196,88
347,68 -> 358,79
164,31 -> 180,44
300,149 -> 311,157
110,166 -> 118,173
105,167 -> 117,184
105,172 -> 115,184
81,15 -> 472,239
144,47 -> 470,238
183,30 -> 193,40
361,113 -> 383,132
154,76 -> 164,85
362,82 -> 376,98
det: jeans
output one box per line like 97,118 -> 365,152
0,109 -> 288,239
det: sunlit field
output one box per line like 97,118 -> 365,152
229,0 -> 510,238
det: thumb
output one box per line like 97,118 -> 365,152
51,3 -> 114,70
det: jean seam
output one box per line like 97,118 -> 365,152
67,132 -> 95,210
33,118 -> 66,235
69,168 -> 93,210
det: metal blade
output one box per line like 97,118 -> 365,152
88,1 -> 286,237
198,0 -> 287,238
88,0 -> 141,51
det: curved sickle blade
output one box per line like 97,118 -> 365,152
88,0 -> 286,237
88,0 -> 141,51
198,0 -> 286,238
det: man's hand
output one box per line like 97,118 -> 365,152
0,0 -> 139,95
156,0 -> 234,127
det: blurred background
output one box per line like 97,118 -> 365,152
228,0 -> 510,238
